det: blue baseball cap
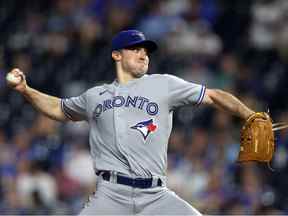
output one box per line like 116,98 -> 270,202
111,30 -> 158,53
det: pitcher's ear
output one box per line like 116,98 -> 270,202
112,50 -> 121,61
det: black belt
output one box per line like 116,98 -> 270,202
96,170 -> 162,189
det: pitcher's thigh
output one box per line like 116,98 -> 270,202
141,190 -> 202,215
79,191 -> 131,215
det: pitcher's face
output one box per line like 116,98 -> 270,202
117,46 -> 149,78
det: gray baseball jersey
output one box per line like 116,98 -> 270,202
61,74 -> 205,179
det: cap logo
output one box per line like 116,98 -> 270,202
132,32 -> 145,39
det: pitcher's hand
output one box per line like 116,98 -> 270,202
6,68 -> 27,93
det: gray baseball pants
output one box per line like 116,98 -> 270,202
79,176 -> 202,215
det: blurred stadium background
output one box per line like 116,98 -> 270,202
0,0 -> 288,214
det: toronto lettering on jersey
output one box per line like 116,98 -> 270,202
93,95 -> 159,119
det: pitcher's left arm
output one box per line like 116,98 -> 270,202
202,89 -> 255,120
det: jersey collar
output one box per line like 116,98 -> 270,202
113,74 -> 148,87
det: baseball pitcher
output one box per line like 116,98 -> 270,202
7,30 -> 258,215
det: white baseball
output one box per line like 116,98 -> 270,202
6,73 -> 22,85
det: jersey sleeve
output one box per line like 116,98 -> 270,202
61,92 -> 88,121
166,74 -> 206,110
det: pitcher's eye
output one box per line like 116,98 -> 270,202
126,47 -> 148,54
127,47 -> 140,52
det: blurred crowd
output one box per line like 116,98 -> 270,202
1,0 -> 288,214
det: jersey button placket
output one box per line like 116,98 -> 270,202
114,87 -> 127,149
113,88 -> 121,148
115,86 -> 135,175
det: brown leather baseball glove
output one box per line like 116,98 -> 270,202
237,112 -> 275,163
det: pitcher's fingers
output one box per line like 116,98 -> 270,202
272,124 -> 288,131
12,69 -> 25,80
18,72 -> 25,81
11,68 -> 23,75
272,122 -> 288,128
